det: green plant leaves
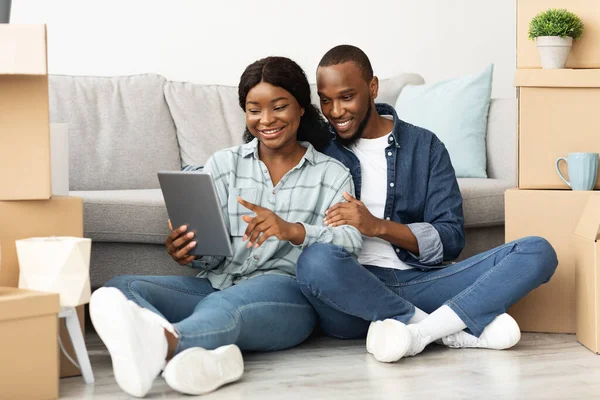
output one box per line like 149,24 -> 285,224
529,8 -> 584,40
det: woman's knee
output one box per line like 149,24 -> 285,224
296,243 -> 345,285
103,275 -> 149,302
520,236 -> 558,282
104,275 -> 136,291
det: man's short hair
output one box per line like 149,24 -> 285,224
318,45 -> 374,82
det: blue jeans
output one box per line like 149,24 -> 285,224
296,236 -> 558,338
104,274 -> 316,355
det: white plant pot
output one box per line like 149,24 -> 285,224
536,36 -> 573,69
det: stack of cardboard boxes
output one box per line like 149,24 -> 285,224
506,0 -> 600,353
0,25 -> 85,398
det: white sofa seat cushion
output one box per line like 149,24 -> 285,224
74,177 -> 510,245
458,178 -> 513,228
71,189 -> 169,244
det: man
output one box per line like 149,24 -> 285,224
296,45 -> 558,363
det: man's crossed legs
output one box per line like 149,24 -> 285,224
296,236 -> 558,362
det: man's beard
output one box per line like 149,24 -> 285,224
337,99 -> 373,148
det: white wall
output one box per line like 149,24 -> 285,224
11,0 -> 516,98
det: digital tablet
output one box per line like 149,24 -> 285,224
157,171 -> 234,257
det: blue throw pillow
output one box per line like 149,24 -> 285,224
394,64 -> 493,178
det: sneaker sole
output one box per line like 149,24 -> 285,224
367,319 -> 411,363
163,344 -> 244,395
90,287 -> 164,397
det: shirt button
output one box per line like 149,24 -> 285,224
253,255 -> 259,260
389,136 -> 394,142
387,152 -> 392,156
386,217 -> 390,220
390,182 -> 395,187
395,248 -> 400,253
263,169 -> 268,174
272,189 -> 276,195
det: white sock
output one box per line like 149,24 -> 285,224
415,305 -> 467,344
408,307 -> 429,324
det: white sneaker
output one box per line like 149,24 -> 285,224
90,287 -> 169,398
163,345 -> 244,395
440,313 -> 521,350
405,324 -> 431,357
366,319 -> 412,363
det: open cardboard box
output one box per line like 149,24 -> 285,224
0,24 -> 51,200
573,194 -> 600,353
505,188 -> 594,333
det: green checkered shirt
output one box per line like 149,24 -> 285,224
186,139 -> 362,289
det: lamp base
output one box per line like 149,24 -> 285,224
58,307 -> 95,384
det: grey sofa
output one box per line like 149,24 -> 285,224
48,73 -> 516,289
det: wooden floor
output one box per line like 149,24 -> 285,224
60,332 -> 600,399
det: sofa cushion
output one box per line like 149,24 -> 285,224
71,189 -> 169,244
458,178 -> 512,228
49,74 -> 181,190
75,179 -> 508,246
164,82 -> 246,168
395,65 -> 493,179
486,98 -> 517,183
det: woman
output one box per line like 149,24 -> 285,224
90,56 -> 362,398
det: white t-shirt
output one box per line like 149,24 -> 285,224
351,118 -> 413,270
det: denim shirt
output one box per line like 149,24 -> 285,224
322,103 -> 465,269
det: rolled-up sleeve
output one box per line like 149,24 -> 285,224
406,222 -> 443,265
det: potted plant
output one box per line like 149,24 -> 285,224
529,8 -> 584,69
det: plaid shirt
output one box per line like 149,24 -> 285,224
187,139 -> 362,290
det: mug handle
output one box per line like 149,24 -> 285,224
555,157 -> 571,188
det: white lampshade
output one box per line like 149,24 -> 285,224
16,237 -> 91,307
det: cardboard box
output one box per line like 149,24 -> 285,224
0,196 -> 83,287
573,194 -> 600,353
516,69 -> 600,189
518,0 -> 600,69
0,24 -> 51,200
505,188 -> 594,333
0,196 -> 85,377
0,287 -> 60,400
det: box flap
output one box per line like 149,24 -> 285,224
574,194 -> 600,241
515,69 -> 600,88
0,24 -> 47,75
0,287 -> 59,322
